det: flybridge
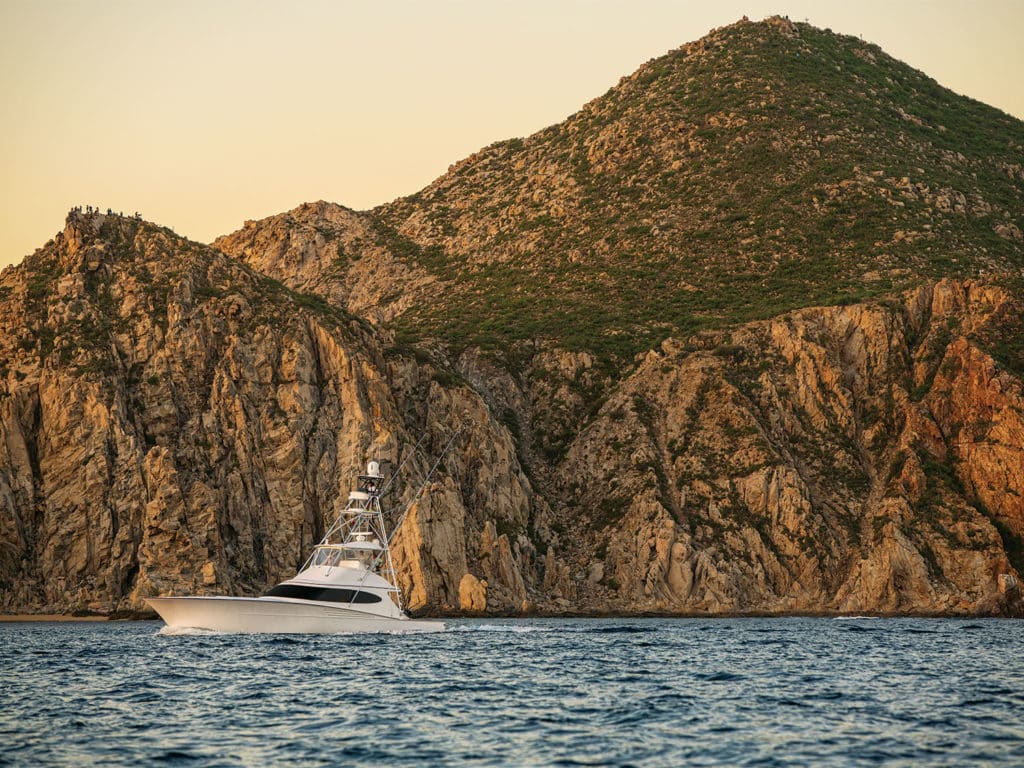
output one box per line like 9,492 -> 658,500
302,432 -> 464,611
297,459 -> 403,606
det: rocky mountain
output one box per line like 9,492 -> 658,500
3,17 -> 1024,616
0,212 -> 550,615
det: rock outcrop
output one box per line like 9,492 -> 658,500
211,201 -> 436,325
551,280 -> 1024,615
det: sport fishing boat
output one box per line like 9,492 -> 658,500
147,459 -> 445,634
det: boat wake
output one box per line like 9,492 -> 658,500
157,625 -> 224,637
451,624 -> 551,633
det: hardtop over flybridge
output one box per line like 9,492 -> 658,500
147,443 -> 454,634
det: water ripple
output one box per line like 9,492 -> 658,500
2,617 -> 1024,766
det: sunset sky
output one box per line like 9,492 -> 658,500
1,0 -> 1021,269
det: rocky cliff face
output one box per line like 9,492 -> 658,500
0,213 -> 1022,616
0,212 -> 548,615
553,280 -> 1024,615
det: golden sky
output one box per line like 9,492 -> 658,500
1,0 -> 1021,269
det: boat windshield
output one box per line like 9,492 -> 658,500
312,547 -> 375,569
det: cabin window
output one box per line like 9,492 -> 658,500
265,584 -> 383,604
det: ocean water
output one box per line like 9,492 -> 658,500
2,618 -> 1023,766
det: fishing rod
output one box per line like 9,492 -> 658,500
351,427 -> 464,611
379,429 -> 431,497
385,427 -> 464,548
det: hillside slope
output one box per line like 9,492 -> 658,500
218,16 -> 1024,364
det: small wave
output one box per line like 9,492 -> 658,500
778,698 -> 811,708
840,624 -> 882,633
451,623 -> 658,634
451,624 -> 548,633
976,685 -> 1016,697
960,698 -> 996,707
157,626 -> 224,637
589,626 -> 655,635
696,671 -> 744,682
153,749 -> 201,762
808,690 -> 844,701
832,615 -> 879,620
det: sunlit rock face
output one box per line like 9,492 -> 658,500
556,281 -> 1024,616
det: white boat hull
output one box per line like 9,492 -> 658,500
146,596 -> 445,634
